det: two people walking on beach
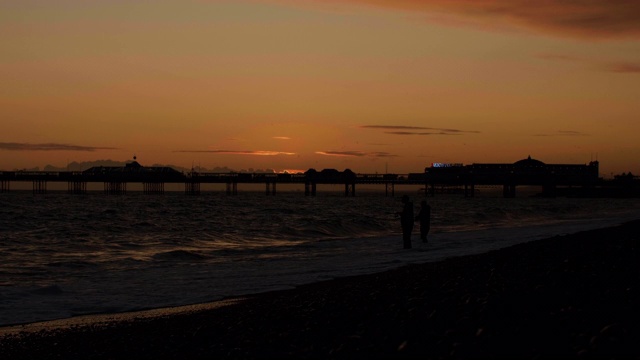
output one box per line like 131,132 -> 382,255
397,195 -> 431,249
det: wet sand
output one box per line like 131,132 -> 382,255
2,220 -> 639,359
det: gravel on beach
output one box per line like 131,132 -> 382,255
2,220 -> 639,359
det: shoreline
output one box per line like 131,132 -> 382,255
2,220 -> 639,358
0,298 -> 246,336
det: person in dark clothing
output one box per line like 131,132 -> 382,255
397,195 -> 414,249
415,199 -> 431,242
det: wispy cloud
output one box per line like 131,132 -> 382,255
536,53 -> 584,63
361,125 -> 479,135
534,130 -> 589,137
175,150 -> 296,156
385,131 -> 460,136
316,150 -> 397,157
537,53 -> 640,74
273,136 -> 292,140
361,125 -> 430,130
313,0 -> 640,40
605,62 -> 640,73
0,142 -> 116,151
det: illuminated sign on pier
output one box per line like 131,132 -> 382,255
431,163 -> 464,168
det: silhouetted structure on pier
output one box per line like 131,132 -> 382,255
1,156 -> 636,197
83,160 -> 183,194
420,156 -> 601,198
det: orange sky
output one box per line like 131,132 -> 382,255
1,0 -> 639,176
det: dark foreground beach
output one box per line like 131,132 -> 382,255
2,221 -> 640,359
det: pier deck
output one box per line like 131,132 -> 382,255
0,168 -> 633,197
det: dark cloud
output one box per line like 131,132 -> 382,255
385,131 -> 459,136
534,130 -> 588,137
337,0 -> 640,40
0,142 -> 116,151
316,151 -> 397,158
361,125 -> 430,130
361,125 -> 479,135
175,150 -> 295,156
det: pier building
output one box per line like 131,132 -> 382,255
423,156 -> 600,197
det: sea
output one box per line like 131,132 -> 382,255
1,186 -> 639,327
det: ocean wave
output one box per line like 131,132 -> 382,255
2,194 -> 640,326
151,250 -> 209,261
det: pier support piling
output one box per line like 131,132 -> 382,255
345,182 -> 355,197
32,180 -> 47,194
385,182 -> 395,197
143,182 -> 164,195
503,184 -> 516,198
226,181 -> 238,195
464,183 -> 475,198
1,180 -> 9,193
305,182 -> 316,196
266,182 -> 276,195
104,182 -> 127,195
68,181 -> 87,194
185,182 -> 200,195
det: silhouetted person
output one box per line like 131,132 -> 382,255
397,195 -> 414,249
415,199 -> 431,242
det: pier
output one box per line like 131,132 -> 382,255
0,157 -> 636,197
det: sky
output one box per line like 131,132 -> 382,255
1,0 -> 639,176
